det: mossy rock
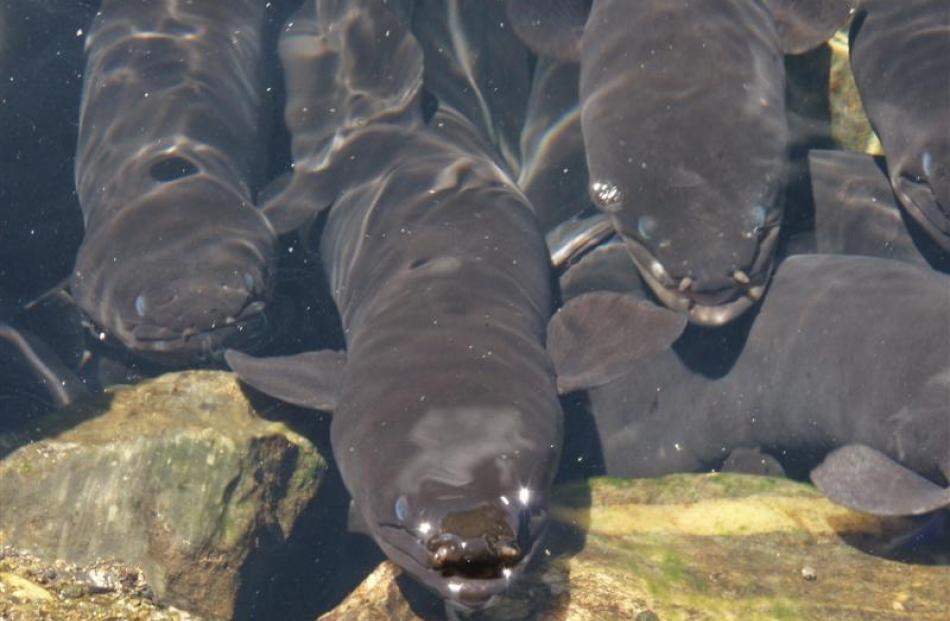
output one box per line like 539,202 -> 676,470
0,371 -> 326,620
318,473 -> 949,620
828,26 -> 882,155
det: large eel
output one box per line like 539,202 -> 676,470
506,0 -> 855,325
562,251 -> 950,517
849,0 -> 950,252
226,0 -> 685,609
71,0 -> 276,362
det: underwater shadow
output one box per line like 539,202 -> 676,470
0,390 -> 117,461
672,302 -> 758,380
829,510 -> 950,567
232,389 -> 384,621
784,41 -> 836,237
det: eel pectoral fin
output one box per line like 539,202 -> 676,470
547,291 -> 687,394
224,348 -> 345,412
260,171 -> 335,236
811,444 -> 950,516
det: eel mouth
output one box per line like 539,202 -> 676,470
895,172 -> 950,253
377,501 -> 547,611
380,534 -> 534,611
620,222 -> 779,326
114,298 -> 269,363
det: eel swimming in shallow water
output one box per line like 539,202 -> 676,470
849,0 -> 950,252
506,0 -> 855,325
70,0 -> 277,363
226,0 -> 685,610
561,251 -> 950,517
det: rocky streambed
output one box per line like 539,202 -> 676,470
1,371 -> 947,620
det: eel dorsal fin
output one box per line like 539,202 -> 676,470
225,349 -> 345,412
547,291 -> 687,394
506,0 -> 588,62
811,444 -> 950,516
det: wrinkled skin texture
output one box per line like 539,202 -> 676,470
71,0 -> 276,362
579,0 -> 786,325
268,0 -> 563,609
322,115 -> 561,609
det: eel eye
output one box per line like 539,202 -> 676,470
134,294 -> 147,317
394,495 -> 410,523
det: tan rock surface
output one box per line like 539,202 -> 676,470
318,474 -> 949,620
0,546 -> 204,621
0,371 -> 326,620
828,26 -> 882,155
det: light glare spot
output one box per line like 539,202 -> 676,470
518,487 -> 531,506
923,151 -> 934,177
591,180 -> 622,209
134,294 -> 146,317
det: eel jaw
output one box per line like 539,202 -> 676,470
619,223 -> 778,326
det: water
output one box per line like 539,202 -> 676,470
1,1 -> 948,619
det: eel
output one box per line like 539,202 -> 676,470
849,0 -> 950,252
0,319 -> 87,412
809,149 -> 949,270
412,5 -> 604,263
507,0 -> 854,325
70,0 -> 276,363
411,0 -> 532,175
565,253 -> 950,516
226,0 -> 685,609
1,295 -> 87,421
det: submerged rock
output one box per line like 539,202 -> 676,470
0,546 -> 202,620
318,474 -> 949,620
0,371 -> 326,620
828,26 -> 882,155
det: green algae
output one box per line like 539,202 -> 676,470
554,473 -> 812,510
0,371 -> 326,619
320,473 -> 950,620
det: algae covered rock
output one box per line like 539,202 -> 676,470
0,371 -> 326,620
828,26 -> 882,155
318,474 -> 949,620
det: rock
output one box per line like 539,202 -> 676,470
0,545 -> 202,620
318,474 -> 950,620
828,25 -> 882,155
0,370 -> 326,620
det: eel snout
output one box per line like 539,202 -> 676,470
426,502 -> 524,580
